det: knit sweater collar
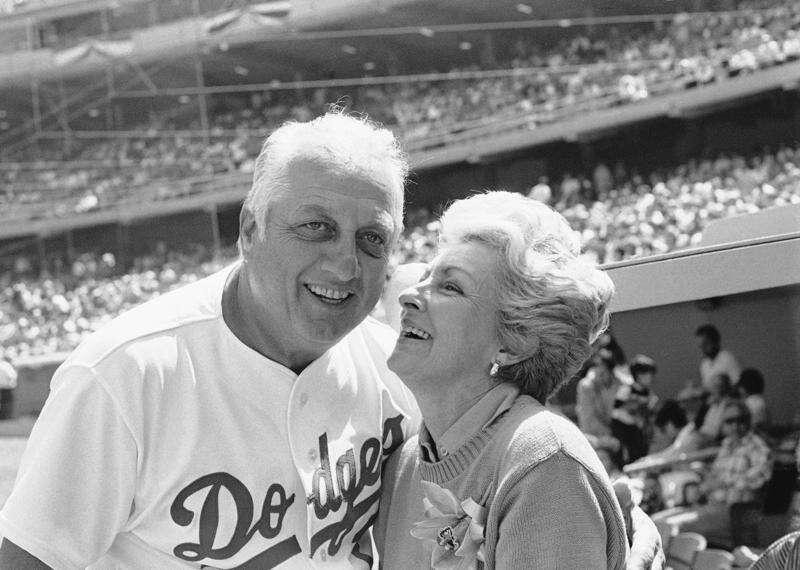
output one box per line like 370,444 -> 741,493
418,394 -> 538,484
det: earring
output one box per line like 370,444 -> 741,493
489,361 -> 500,377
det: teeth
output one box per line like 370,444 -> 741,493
402,325 -> 432,340
308,284 -> 351,300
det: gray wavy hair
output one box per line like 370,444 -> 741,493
243,109 -> 408,241
438,191 -> 615,403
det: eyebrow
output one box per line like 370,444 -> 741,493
293,204 -> 394,234
438,264 -> 477,286
293,205 -> 333,218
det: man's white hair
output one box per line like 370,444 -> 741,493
243,110 -> 408,240
438,191 -> 615,404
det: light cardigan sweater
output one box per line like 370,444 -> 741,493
375,394 -> 629,569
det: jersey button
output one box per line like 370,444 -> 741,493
308,448 -> 317,462
299,393 -> 308,406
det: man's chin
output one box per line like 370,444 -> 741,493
298,319 -> 357,347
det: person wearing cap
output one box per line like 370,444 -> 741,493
630,354 -> 659,413
698,372 -> 738,445
629,354 -> 659,444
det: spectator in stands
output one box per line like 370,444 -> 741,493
592,163 -> 614,199
681,481 -> 703,507
640,473 -> 665,515
676,383 -> 709,434
698,372 -> 738,445
739,367 -> 769,430
527,176 -> 552,204
576,349 -> 622,441
696,324 -> 742,391
649,399 -> 696,456
653,399 -> 773,548
611,382 -> 650,465
789,438 -> 800,533
629,353 -> 660,416
0,356 -> 17,420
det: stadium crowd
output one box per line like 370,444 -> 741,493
3,139 -> 800,361
3,0 -> 800,219
398,144 -> 800,264
0,244 -> 233,361
557,328 -> 800,560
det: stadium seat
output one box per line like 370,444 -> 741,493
656,519 -> 678,553
666,531 -> 707,570
693,548 -> 735,570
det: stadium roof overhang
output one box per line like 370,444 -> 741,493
605,205 -> 800,313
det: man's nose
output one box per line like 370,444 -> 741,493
321,238 -> 361,281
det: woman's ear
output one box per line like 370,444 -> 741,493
493,348 -> 527,368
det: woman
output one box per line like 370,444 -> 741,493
375,192 -> 629,568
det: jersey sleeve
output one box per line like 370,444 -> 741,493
0,364 -> 138,570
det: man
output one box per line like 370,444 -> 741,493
0,112 -> 420,568
696,324 -> 742,390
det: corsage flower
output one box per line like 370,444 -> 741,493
410,481 -> 487,570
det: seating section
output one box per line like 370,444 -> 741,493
666,532 -> 707,570
693,548 -> 736,570
3,0 -> 800,224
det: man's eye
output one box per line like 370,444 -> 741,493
361,232 -> 385,245
442,282 -> 462,294
358,232 -> 388,258
296,221 -> 334,239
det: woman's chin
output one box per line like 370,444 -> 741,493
387,349 -> 424,384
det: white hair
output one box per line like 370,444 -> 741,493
243,110 -> 408,241
438,191 -> 615,403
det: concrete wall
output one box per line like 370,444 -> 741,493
611,283 -> 800,425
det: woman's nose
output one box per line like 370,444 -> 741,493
398,285 -> 425,311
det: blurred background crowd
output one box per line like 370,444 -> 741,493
3,0 -> 800,220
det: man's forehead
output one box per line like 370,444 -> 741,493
285,192 -> 396,227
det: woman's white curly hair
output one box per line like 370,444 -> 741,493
438,191 -> 615,403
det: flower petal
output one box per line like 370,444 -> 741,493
411,516 -> 462,532
460,498 -> 487,525
421,480 -> 462,514
423,497 -> 445,518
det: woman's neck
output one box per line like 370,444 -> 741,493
412,372 -> 497,445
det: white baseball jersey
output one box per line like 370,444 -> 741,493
0,264 -> 420,569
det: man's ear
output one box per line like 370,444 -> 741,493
238,206 -> 258,255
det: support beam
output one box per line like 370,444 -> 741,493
101,8 -> 116,129
208,204 -> 221,259
192,0 -> 210,145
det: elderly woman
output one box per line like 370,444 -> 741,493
375,192 -> 630,568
